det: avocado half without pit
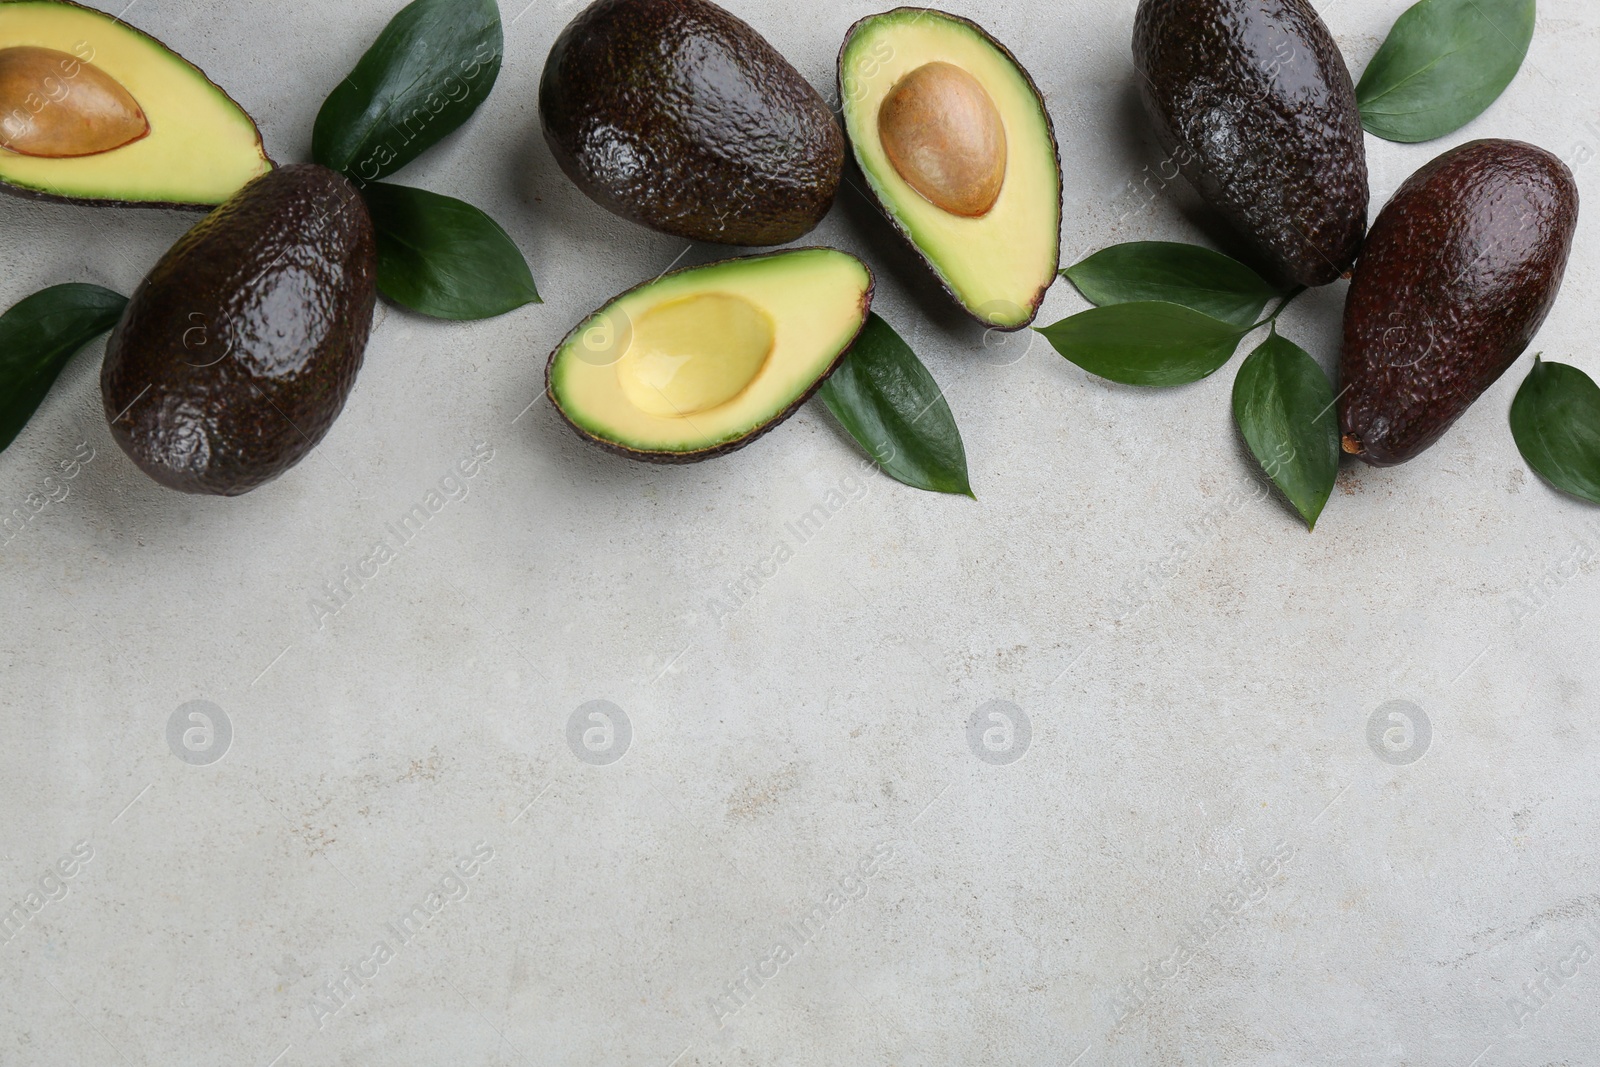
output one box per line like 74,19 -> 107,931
102,164 -> 377,495
0,0 -> 270,207
547,249 -> 874,463
838,8 -> 1062,330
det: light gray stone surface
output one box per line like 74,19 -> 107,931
3,0 -> 1599,1063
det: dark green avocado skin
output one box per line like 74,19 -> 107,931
101,164 -> 377,495
1340,140 -> 1578,467
540,0 -> 844,246
1133,0 -> 1368,287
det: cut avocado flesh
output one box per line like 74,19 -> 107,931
0,0 -> 270,207
548,248 -> 874,462
839,8 -> 1061,329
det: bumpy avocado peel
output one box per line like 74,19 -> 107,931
540,0 -> 844,246
1340,139 -> 1578,467
1133,0 -> 1369,288
101,165 -> 378,495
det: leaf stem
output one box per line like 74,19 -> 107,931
1273,286 -> 1309,320
1246,286 -> 1309,332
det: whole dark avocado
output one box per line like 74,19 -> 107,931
101,164 -> 377,495
1340,140 -> 1578,467
539,0 -> 844,246
1132,0 -> 1368,287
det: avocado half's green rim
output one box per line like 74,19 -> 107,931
544,247 -> 876,465
836,6 -> 1063,332
0,0 -> 275,211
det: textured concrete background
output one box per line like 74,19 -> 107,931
3,0 -> 1599,1063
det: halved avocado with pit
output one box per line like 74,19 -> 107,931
838,8 -> 1061,330
547,248 -> 874,463
0,0 -> 271,208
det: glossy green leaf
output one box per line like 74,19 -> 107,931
1509,356 -> 1600,505
818,314 -> 972,497
364,182 -> 538,320
1232,332 -> 1340,530
1356,0 -> 1536,143
0,284 -> 126,454
1036,302 -> 1247,387
313,0 -> 503,182
1063,242 -> 1281,329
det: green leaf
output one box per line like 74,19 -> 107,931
1063,242 -> 1281,329
1036,302 -> 1247,387
1231,332 -> 1340,530
1356,0 -> 1536,143
818,314 -> 973,497
0,284 -> 126,454
363,182 -> 538,320
1509,356 -> 1600,505
313,0 -> 503,182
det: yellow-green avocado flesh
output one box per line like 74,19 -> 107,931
0,0 -> 271,207
547,248 -> 874,463
839,8 -> 1061,330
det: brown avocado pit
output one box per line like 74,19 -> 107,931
877,60 -> 1007,218
0,45 -> 149,158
